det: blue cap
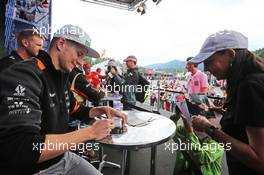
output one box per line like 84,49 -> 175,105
190,30 -> 248,64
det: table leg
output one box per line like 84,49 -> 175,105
98,146 -> 104,172
121,150 -> 127,175
124,150 -> 130,175
99,146 -> 103,161
150,146 -> 157,175
97,146 -> 121,172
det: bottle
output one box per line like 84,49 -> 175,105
113,92 -> 123,111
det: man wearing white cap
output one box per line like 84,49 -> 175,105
189,30 -> 264,174
0,25 -> 127,174
123,55 -> 139,108
110,55 -> 140,109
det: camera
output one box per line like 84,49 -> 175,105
107,66 -> 112,73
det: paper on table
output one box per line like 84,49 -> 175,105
175,100 -> 192,124
128,115 -> 152,127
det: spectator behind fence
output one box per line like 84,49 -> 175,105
190,30 -> 264,174
96,67 -> 106,80
150,92 -> 157,106
83,63 -> 92,79
186,56 -> 208,95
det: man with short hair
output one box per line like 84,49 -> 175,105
0,24 -> 127,174
122,55 -> 140,108
0,29 -> 44,72
110,55 -> 140,110
186,57 -> 208,94
96,67 -> 106,79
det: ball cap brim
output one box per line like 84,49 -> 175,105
190,30 -> 248,64
53,24 -> 100,58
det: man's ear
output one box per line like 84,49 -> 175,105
56,38 -> 66,51
21,39 -> 29,47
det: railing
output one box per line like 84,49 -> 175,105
146,81 -> 225,114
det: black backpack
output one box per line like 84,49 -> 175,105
135,73 -> 150,103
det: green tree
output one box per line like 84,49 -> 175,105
83,56 -> 109,65
94,57 -> 108,65
253,48 -> 264,58
83,56 -> 92,64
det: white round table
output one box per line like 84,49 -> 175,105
98,111 -> 176,175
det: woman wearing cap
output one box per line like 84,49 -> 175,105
190,30 -> 264,174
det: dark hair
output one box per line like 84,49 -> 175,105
225,49 -> 264,109
186,57 -> 193,62
107,66 -> 117,73
48,37 -> 58,51
186,56 -> 198,67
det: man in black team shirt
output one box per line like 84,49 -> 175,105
0,29 -> 44,73
1,28 -> 103,112
0,24 -> 127,174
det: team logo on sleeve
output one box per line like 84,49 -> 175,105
8,100 -> 31,115
13,84 -> 26,96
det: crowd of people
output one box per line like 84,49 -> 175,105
147,62 -> 226,113
0,26 -> 263,175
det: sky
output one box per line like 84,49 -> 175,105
52,0 -> 264,66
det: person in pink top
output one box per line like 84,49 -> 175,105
186,57 -> 208,94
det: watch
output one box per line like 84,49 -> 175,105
206,125 -> 219,137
